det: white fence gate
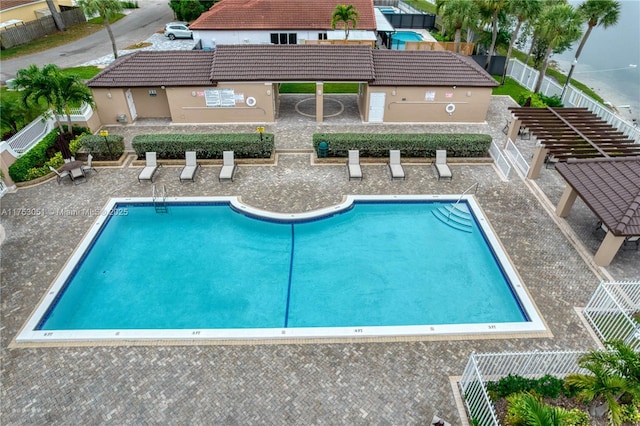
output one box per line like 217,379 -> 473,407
583,281 -> 640,351
489,140 -> 511,180
504,139 -> 530,178
459,351 -> 588,425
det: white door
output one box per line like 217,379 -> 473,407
368,92 -> 385,123
125,89 -> 137,121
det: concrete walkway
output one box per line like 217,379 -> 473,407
1,96 -> 638,425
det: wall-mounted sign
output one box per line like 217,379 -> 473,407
204,88 -> 236,107
425,91 -> 435,101
445,92 -> 453,98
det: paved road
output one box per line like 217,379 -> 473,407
0,1 -> 174,84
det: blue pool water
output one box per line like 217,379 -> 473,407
38,201 -> 527,331
391,31 -> 423,50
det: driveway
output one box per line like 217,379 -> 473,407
0,2 -> 174,83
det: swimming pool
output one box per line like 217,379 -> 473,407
391,31 -> 423,50
17,195 -> 546,342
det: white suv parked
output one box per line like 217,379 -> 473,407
164,22 -> 193,40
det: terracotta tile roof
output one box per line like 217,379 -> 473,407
210,44 -> 375,82
189,0 -> 376,30
1,0 -> 38,11
555,157 -> 640,236
87,51 -> 216,87
370,50 -> 499,87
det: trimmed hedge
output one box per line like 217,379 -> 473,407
80,134 -> 125,160
312,133 -> 492,158
9,131 -> 59,182
131,133 -> 274,159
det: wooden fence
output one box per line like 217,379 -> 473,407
0,8 -> 86,49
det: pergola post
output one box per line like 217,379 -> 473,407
527,146 -> 548,179
315,82 -> 324,123
504,118 -> 521,148
593,232 -> 626,266
556,185 -> 578,217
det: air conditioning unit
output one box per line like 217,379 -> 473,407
117,114 -> 127,123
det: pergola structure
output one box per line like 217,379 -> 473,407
554,157 -> 640,266
505,107 -> 640,179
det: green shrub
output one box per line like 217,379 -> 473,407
486,374 -> 571,400
131,133 -> 275,159
69,132 -> 89,155
8,131 -> 59,182
312,133 -> 491,158
538,93 -> 564,108
621,404 -> 640,424
80,134 -> 125,160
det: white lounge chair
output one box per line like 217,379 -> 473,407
347,149 -> 362,181
388,150 -> 405,180
180,151 -> 200,182
49,166 -> 71,185
81,154 -> 98,175
219,150 -> 236,182
435,150 -> 452,181
138,152 -> 160,182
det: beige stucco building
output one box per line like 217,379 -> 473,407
87,45 -> 498,126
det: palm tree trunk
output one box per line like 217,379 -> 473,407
485,12 -> 499,69
454,28 -> 462,53
534,46 -> 552,93
561,25 -> 593,98
501,20 -> 523,84
45,0 -> 66,31
104,19 -> 118,59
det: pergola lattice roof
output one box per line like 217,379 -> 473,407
508,107 -> 640,160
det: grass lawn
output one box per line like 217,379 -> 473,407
279,83 -> 359,94
491,76 -> 531,104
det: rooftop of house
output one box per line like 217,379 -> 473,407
189,0 -> 377,31
1,0 -> 39,11
87,45 -> 499,88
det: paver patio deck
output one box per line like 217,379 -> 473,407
1,96 -> 637,425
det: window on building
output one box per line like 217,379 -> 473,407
270,32 -> 297,45
318,33 -> 327,40
149,90 -> 157,97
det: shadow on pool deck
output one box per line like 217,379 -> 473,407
1,96 -> 637,425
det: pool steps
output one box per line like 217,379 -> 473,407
432,204 -> 473,233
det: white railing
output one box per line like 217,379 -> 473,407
489,140 -> 511,180
55,103 -> 94,121
583,281 -> 640,351
504,139 -> 530,178
506,59 -> 640,144
0,178 -> 8,197
460,351 -> 589,425
4,114 -> 55,154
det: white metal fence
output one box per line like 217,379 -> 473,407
583,281 -> 640,351
506,59 -> 640,144
504,139 -> 530,178
459,351 -> 589,425
489,140 -> 511,180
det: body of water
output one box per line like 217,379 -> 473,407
553,0 -> 640,122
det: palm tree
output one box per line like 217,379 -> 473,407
331,4 -> 359,40
532,3 -> 583,93
565,340 -> 640,426
439,0 -> 480,54
505,392 -> 571,426
13,64 -> 95,159
77,0 -> 123,59
501,0 -> 543,84
477,0 -> 509,70
560,0 -> 620,98
45,0 -> 66,31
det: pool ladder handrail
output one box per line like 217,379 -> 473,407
447,182 -> 479,221
152,184 -> 168,213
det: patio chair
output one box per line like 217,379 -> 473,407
81,154 -> 98,175
138,152 -> 160,183
49,166 -> 71,185
388,150 -> 405,180
545,153 -> 559,169
347,149 -> 362,181
219,150 -> 236,182
180,151 -> 201,182
434,150 -> 452,181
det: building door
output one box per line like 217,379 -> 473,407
368,92 -> 385,123
125,89 -> 137,121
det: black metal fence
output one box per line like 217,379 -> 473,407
0,8 -> 86,50
384,13 -> 436,30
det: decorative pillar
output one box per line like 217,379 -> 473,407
555,185 -> 578,217
527,146 -> 548,179
593,232 -> 625,266
316,82 -> 324,123
505,118 -> 521,147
